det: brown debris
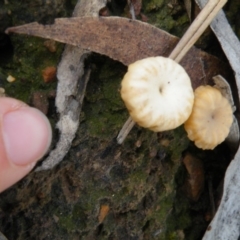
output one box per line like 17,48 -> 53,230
44,39 -> 57,52
182,153 -> 205,201
42,66 -> 57,83
6,17 -> 233,89
139,13 -> 148,22
31,91 -> 49,115
99,6 -> 110,16
98,205 -> 110,223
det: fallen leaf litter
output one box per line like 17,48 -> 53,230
5,0 -> 236,165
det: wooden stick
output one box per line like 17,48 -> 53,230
117,0 -> 227,144
128,0 -> 136,20
117,116 -> 136,144
170,0 -> 227,62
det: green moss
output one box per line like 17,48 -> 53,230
84,57 -> 127,138
170,126 -> 190,159
225,1 -> 240,38
142,0 -> 165,12
58,215 -> 76,232
1,35 -> 63,102
0,0 -> 72,103
127,169 -> 149,189
142,0 -> 190,37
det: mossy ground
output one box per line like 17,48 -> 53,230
0,0 -> 238,239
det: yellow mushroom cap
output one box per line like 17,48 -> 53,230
120,56 -> 194,132
184,85 -> 233,150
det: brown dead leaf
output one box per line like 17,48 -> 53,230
184,0 -> 202,23
182,153 -> 204,201
98,205 -> 110,223
6,16 -> 233,89
42,66 -> 57,83
31,91 -> 49,115
184,0 -> 193,21
43,39 -> 57,52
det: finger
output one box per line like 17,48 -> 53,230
0,97 -> 52,192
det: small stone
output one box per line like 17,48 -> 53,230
159,139 -> 170,147
6,75 -> 15,82
53,215 -> 59,223
135,139 -> 142,147
0,88 -> 5,97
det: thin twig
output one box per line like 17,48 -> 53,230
117,0 -> 227,144
117,116 -> 136,144
129,0 -> 136,20
170,0 -> 227,62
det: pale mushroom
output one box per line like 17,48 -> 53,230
184,85 -> 233,150
120,56 -> 194,132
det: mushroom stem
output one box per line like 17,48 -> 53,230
117,0 -> 227,144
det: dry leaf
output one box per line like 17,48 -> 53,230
182,153 -> 204,201
184,0 -> 200,22
6,16 -> 233,90
184,0 -> 193,20
98,205 -> 110,223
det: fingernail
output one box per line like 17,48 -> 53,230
2,107 -> 52,166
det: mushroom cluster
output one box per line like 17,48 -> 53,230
120,56 -> 194,132
120,57 -> 234,150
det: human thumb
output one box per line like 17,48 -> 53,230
0,97 -> 52,192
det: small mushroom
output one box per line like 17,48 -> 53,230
120,56 -> 194,132
184,85 -> 233,150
